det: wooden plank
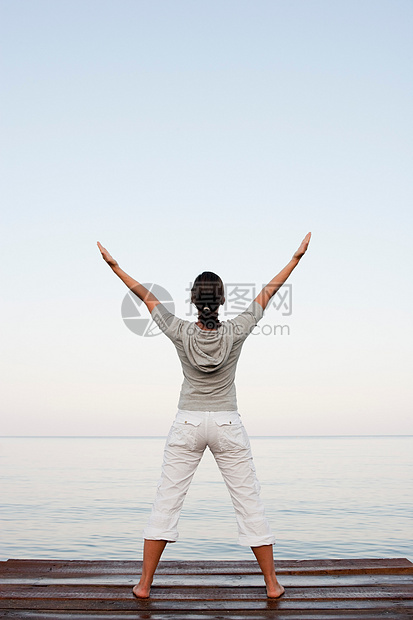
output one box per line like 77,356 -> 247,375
1,584 -> 413,600
1,597 -> 413,612
2,612 -> 413,620
2,558 -> 412,576
2,610 -> 413,620
1,574 -> 413,587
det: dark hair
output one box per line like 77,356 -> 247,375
191,271 -> 225,330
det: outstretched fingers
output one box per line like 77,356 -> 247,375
97,241 -> 118,267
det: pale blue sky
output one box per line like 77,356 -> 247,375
1,0 -> 412,435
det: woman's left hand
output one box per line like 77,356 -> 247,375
97,241 -> 119,268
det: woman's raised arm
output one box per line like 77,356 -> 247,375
97,241 -> 161,314
254,232 -> 311,311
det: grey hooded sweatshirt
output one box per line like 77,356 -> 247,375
150,300 -> 265,411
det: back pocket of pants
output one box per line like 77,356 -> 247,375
213,412 -> 250,451
167,411 -> 202,450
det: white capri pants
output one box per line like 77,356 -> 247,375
143,409 -> 276,547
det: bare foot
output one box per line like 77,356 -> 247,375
265,575 -> 285,598
132,581 -> 151,599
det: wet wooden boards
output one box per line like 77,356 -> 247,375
1,558 -> 412,618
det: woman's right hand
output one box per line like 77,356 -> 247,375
293,232 -> 312,260
97,241 -> 119,268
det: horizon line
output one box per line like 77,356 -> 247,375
1,434 -> 412,439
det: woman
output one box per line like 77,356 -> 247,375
97,232 -> 311,599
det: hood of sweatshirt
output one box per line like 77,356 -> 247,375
181,322 -> 234,373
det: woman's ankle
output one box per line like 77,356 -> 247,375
138,573 -> 153,586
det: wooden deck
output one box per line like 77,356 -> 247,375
1,558 -> 412,619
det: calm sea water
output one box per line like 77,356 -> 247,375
1,436 -> 412,562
